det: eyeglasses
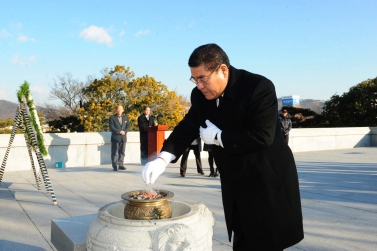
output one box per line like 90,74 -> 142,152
189,65 -> 220,85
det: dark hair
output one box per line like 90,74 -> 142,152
188,43 -> 230,71
143,106 -> 150,111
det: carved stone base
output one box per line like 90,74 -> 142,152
86,200 -> 215,251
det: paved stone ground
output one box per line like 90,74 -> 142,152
0,147 -> 376,251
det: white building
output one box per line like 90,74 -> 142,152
282,95 -> 300,107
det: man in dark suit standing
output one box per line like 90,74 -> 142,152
109,104 -> 130,171
137,106 -> 155,165
142,44 -> 304,250
279,109 -> 292,144
179,137 -> 204,177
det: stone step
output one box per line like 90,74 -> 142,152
51,214 -> 96,251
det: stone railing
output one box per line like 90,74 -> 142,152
289,127 -> 377,152
1,127 -> 376,172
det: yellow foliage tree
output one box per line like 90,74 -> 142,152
78,65 -> 189,132
78,65 -> 134,132
124,75 -> 189,131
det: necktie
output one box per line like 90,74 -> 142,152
118,116 -> 122,124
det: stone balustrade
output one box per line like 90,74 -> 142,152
289,127 -> 377,152
1,127 -> 376,172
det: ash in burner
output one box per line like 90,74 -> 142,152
130,189 -> 167,200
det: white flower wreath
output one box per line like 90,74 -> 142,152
17,81 -> 47,156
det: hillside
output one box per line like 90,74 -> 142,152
0,100 -> 51,120
300,99 -> 326,114
0,100 -> 18,120
277,98 -> 326,114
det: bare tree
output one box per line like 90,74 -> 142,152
49,73 -> 89,115
39,102 -> 72,122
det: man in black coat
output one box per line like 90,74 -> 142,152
109,104 -> 130,171
137,106 -> 155,165
279,109 -> 292,144
142,44 -> 304,250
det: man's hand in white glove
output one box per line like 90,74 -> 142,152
200,120 -> 221,145
141,158 -> 167,185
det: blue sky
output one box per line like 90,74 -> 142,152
1,0 -> 376,105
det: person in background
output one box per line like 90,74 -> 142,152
279,109 -> 292,144
203,143 -> 219,177
141,43 -> 303,250
138,106 -> 155,165
179,137 -> 204,177
109,104 -> 130,171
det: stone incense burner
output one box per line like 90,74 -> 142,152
86,190 -> 215,250
121,189 -> 174,220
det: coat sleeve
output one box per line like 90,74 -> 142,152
109,116 -> 120,134
138,115 -> 148,130
150,116 -> 155,126
288,119 -> 292,131
222,79 -> 278,156
161,89 -> 202,161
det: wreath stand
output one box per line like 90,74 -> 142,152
0,98 -> 57,205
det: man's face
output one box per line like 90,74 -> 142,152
116,106 -> 124,116
190,64 -> 228,100
283,112 -> 287,117
144,107 -> 150,116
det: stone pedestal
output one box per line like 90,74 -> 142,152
86,200 -> 215,251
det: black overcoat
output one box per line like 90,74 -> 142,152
109,114 -> 130,143
137,114 -> 155,148
161,66 -> 304,249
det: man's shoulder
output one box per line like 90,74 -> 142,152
244,71 -> 271,85
233,66 -> 272,83
137,114 -> 144,121
228,66 -> 274,96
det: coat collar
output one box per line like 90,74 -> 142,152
115,114 -> 123,123
223,65 -> 242,102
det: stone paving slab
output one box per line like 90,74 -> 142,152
0,147 -> 376,250
0,210 -> 55,251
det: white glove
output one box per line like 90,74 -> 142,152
200,120 -> 221,145
141,158 -> 167,184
